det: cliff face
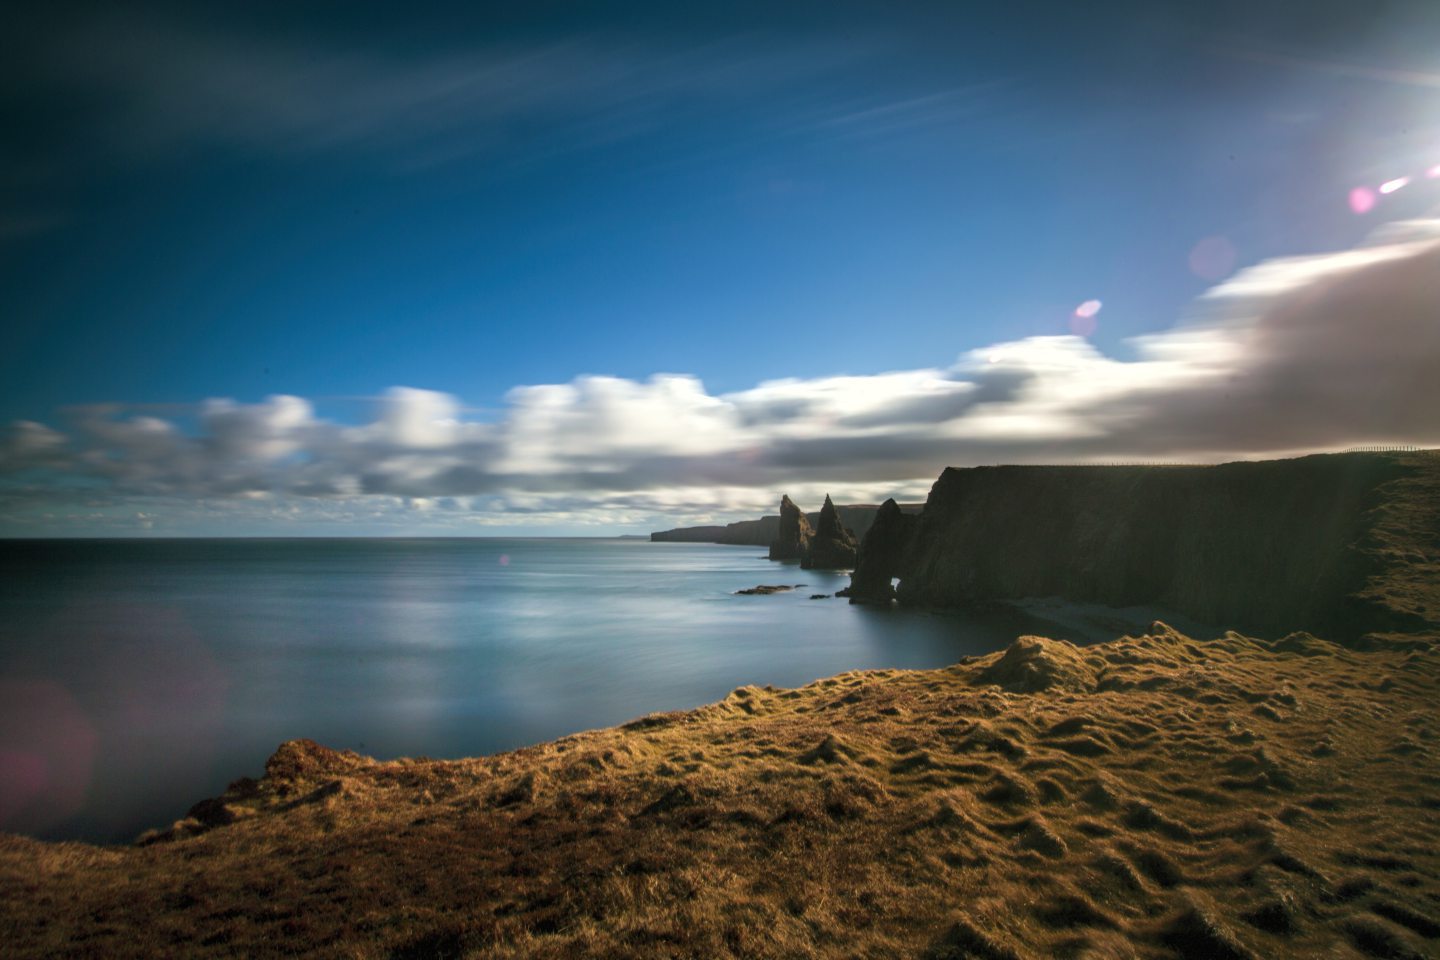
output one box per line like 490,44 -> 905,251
652,517 -> 779,545
652,504 -> 920,545
889,452 -> 1440,639
768,495 -> 814,560
801,495 -> 859,570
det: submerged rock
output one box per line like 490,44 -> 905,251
802,495 -> 859,570
768,495 -> 814,561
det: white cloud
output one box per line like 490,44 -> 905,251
3,217 -> 1439,532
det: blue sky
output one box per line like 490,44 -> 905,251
3,1 -> 1440,534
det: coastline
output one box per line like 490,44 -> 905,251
4,622 -> 1436,957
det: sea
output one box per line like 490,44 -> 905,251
0,537 -> 1083,844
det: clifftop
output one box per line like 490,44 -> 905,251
652,502 -> 922,545
870,451 -> 1440,640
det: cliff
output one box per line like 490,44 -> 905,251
650,517 -> 779,545
884,451 -> 1440,639
652,503 -> 921,546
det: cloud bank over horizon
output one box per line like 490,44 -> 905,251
4,217 -> 1440,535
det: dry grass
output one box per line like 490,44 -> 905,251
3,623 -> 1438,958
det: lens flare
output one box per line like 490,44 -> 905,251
1348,186 -> 1376,214
1379,176 -> 1410,195
1188,235 -> 1237,281
1069,300 -> 1101,337
1427,163 -> 1440,179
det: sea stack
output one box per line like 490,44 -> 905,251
846,498 -> 919,603
801,494 -> 859,569
767,494 -> 814,561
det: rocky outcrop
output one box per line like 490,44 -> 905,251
801,495 -> 859,570
884,451 -> 1440,640
768,495 -> 814,561
846,498 -> 920,604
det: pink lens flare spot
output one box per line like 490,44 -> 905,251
0,680 -> 98,832
1427,163 -> 1440,179
0,749 -> 49,827
1069,300 -> 1101,337
1348,186 -> 1376,214
498,554 -> 510,566
1188,235 -> 1237,281
1379,176 -> 1410,195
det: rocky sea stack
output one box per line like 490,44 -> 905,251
802,494 -> 859,570
846,497 -> 920,602
767,494 -> 813,561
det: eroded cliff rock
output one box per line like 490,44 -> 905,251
655,503 -> 920,545
888,451 -> 1440,640
847,498 -> 919,603
767,494 -> 814,561
802,494 -> 859,569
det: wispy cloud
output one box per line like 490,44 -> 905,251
4,7 -> 1018,175
5,217 -> 1439,533
26,13 -> 893,166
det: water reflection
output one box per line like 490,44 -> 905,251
0,538 -> 1075,843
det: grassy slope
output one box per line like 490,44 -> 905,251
2,626 -> 1438,959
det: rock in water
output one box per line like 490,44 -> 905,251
802,494 -> 859,569
768,494 -> 814,561
847,498 -> 919,603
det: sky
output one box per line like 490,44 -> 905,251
2,0 -> 1440,535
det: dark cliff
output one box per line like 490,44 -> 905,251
885,451 -> 1440,639
653,503 -> 921,545
651,517 -> 780,545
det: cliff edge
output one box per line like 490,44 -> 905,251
879,451 -> 1439,639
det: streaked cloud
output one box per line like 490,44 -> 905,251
22,12 -> 955,166
4,218 -> 1439,533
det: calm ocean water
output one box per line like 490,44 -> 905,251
0,538 -> 1076,843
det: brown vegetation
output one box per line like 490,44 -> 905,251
3,623 -> 1438,958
